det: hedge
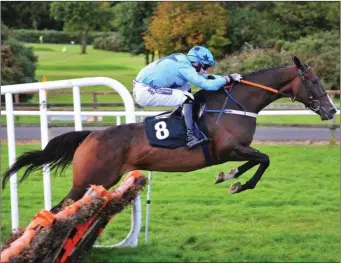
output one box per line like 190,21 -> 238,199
92,35 -> 127,52
1,37 -> 37,102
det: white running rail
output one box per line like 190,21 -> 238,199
1,77 -> 142,248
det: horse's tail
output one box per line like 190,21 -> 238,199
2,130 -> 92,189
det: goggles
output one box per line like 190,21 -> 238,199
200,62 -> 211,70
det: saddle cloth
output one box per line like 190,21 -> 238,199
143,107 -> 207,149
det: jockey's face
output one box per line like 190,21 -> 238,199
192,62 -> 208,74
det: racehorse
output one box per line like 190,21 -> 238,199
2,56 -> 337,211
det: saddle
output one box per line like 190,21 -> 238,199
143,102 -> 208,149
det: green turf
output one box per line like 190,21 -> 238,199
257,114 -> 340,125
1,144 -> 339,262
25,43 -> 143,105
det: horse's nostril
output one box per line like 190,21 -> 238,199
330,108 -> 337,115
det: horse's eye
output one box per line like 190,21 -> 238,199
311,77 -> 319,84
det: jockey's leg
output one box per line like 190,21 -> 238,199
133,81 -> 209,149
182,101 -> 209,149
133,82 -> 186,107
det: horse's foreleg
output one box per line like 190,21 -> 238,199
215,160 -> 259,184
225,145 -> 270,194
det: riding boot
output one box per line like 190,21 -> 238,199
182,102 -> 210,149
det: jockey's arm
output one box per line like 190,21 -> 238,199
202,74 -> 222,80
178,67 -> 227,91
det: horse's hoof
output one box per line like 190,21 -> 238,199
215,172 -> 225,184
228,182 -> 242,194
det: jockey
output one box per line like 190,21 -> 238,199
133,45 -> 242,149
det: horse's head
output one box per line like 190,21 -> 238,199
289,55 -> 337,120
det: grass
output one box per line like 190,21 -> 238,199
25,43 -> 140,110
1,144 -> 339,262
257,115 -> 340,125
28,43 -> 143,90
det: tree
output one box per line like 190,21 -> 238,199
221,2 -> 340,52
284,31 -> 340,90
144,2 -> 229,57
269,2 -> 340,40
112,2 -> 157,65
50,2 -> 113,54
223,2 -> 284,53
1,2 -> 63,30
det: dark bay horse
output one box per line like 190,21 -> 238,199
2,56 -> 337,210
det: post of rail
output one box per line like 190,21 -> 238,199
116,116 -> 121,126
5,93 -> 19,232
47,105 -> 52,141
145,171 -> 153,244
39,89 -> 52,210
14,94 -> 20,121
92,92 -> 98,122
73,86 -> 83,131
329,116 -> 336,145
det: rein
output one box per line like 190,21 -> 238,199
205,79 -> 281,124
204,73 -> 297,123
238,80 -> 279,94
224,79 -> 279,94
204,82 -> 259,124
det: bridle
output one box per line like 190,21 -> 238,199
296,66 -> 327,112
207,64 -> 330,124
225,65 -> 326,112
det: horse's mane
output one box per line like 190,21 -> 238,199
242,64 -> 288,77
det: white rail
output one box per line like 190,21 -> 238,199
1,77 -> 140,247
1,109 -> 339,117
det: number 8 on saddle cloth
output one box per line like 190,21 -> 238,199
143,107 -> 208,149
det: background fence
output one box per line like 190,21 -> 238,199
2,90 -> 339,142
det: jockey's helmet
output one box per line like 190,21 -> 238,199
187,46 -> 216,69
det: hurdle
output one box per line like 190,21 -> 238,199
93,170 -> 154,248
1,171 -> 147,263
2,77 -> 157,249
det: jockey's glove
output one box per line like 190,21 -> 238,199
224,73 -> 243,84
229,73 -> 243,83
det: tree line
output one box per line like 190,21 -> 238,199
1,1 -> 340,90
2,2 -> 339,54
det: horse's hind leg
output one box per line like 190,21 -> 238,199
50,166 -> 127,214
50,186 -> 88,213
215,160 -> 259,184
50,129 -> 137,213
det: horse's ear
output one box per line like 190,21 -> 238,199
292,55 -> 304,70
